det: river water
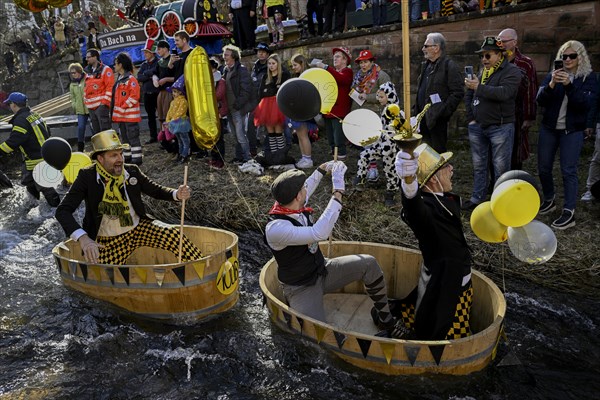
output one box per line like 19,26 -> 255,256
1,182 -> 599,400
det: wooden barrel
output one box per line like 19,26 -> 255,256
259,241 -> 506,375
52,226 -> 239,323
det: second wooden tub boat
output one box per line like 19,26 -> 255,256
260,241 -> 506,375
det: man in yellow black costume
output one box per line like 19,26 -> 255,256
55,130 -> 202,265
0,92 -> 60,206
393,144 -> 472,340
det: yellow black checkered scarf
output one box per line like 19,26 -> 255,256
481,55 -> 505,85
96,162 -> 133,227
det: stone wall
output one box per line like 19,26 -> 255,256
3,48 -> 80,107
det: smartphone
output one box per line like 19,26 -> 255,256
171,49 -> 178,55
554,59 -> 564,70
464,65 -> 474,79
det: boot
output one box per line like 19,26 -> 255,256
384,191 -> 395,207
77,141 -> 85,152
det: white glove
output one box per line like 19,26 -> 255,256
320,160 -> 335,173
395,151 -> 418,180
331,161 -> 347,192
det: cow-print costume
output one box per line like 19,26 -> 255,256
355,82 -> 401,192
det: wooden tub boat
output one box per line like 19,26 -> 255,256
52,226 -> 239,323
259,241 -> 506,375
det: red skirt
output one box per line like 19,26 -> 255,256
254,96 -> 286,127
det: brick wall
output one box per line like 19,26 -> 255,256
241,0 -> 600,138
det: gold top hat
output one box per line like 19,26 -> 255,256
415,143 -> 453,188
90,130 -> 130,159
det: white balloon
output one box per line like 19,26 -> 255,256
33,161 -> 63,188
342,109 -> 382,147
507,220 -> 557,265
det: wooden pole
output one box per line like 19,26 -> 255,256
178,165 -> 189,263
398,0 -> 421,185
327,147 -> 338,258
401,0 -> 411,122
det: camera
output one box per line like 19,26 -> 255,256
554,60 -> 564,70
171,49 -> 178,55
464,65 -> 474,80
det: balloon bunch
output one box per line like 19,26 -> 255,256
33,137 -> 91,188
14,0 -> 72,12
470,170 -> 557,264
276,68 -> 338,122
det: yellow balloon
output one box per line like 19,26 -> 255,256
63,152 -> 92,184
470,201 -> 508,243
491,179 -> 540,227
300,68 -> 338,114
185,46 -> 220,150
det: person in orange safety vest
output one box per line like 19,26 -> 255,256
84,49 -> 113,133
111,52 -> 143,165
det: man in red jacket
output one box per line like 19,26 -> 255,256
111,52 -> 142,165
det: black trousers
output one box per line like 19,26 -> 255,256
323,0 -> 347,34
211,118 -> 227,162
307,0 -> 324,35
144,92 -> 159,141
89,105 -> 111,134
420,118 -> 449,154
232,8 -> 256,50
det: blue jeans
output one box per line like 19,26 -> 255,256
77,114 -> 89,143
174,130 -> 190,157
325,118 -> 346,157
410,0 -> 421,20
19,52 -> 29,72
429,0 -> 440,14
372,0 -> 388,26
537,126 -> 584,211
228,110 -> 251,161
468,122 -> 514,203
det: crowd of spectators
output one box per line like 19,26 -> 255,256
2,9 -> 103,76
2,2 -> 597,228
226,0 -> 545,50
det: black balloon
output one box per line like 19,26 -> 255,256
41,137 -> 72,171
494,170 -> 541,195
276,78 -> 321,122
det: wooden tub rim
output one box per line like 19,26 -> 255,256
259,240 -> 507,345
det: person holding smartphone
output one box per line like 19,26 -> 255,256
463,36 -> 521,212
536,40 -> 598,229
168,30 -> 193,81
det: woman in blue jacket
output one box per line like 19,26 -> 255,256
536,40 -> 598,230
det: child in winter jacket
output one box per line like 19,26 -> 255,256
353,81 -> 403,207
165,75 -> 191,164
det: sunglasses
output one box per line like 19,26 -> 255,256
562,53 -> 578,60
422,44 -> 437,48
479,53 -> 495,60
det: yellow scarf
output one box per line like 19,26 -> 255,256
481,55 -> 504,85
95,161 -> 133,227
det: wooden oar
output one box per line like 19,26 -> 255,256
327,147 -> 338,258
177,165 -> 189,263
